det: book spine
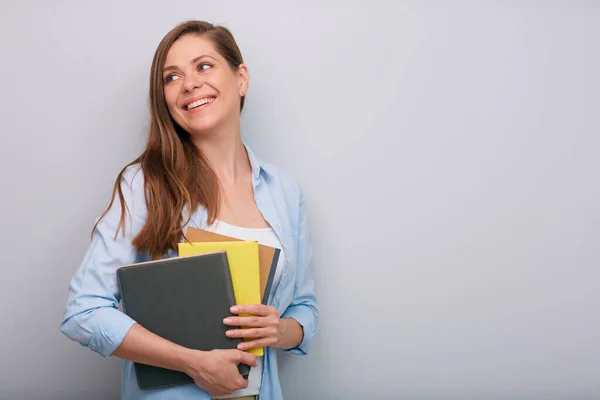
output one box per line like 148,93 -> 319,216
262,248 -> 280,305
218,252 -> 236,308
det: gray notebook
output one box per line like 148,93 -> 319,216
117,251 -> 250,390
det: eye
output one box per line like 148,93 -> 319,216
198,63 -> 212,72
164,74 -> 180,83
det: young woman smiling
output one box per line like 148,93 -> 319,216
60,20 -> 318,400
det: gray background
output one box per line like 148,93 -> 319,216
1,1 -> 598,399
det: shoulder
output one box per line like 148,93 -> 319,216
259,161 -> 308,232
92,163 -> 148,240
116,163 -> 146,203
260,161 -> 306,216
120,163 -> 145,191
246,144 -> 304,203
107,163 -> 147,218
262,162 -> 303,197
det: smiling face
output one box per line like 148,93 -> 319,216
162,34 -> 248,136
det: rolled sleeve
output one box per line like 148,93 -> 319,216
63,306 -> 137,358
281,188 -> 319,355
59,166 -> 146,358
281,304 -> 317,355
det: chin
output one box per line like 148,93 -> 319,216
193,114 -> 221,129
172,112 -> 216,134
184,120 -> 221,137
171,107 -> 234,137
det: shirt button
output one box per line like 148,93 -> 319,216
286,257 -> 291,263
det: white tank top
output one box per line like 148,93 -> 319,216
205,219 -> 285,398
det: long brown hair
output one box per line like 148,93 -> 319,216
92,20 -> 246,260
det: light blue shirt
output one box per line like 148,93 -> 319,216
59,145 -> 319,399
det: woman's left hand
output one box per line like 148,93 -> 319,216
223,305 -> 281,350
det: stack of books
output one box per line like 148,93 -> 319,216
116,227 -> 280,390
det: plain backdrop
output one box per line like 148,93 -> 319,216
1,1 -> 599,399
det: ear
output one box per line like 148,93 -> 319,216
238,63 -> 249,97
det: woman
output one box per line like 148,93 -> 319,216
60,20 -> 318,400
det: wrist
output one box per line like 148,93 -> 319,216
275,318 -> 301,350
178,347 -> 205,376
273,318 -> 296,349
275,319 -> 286,348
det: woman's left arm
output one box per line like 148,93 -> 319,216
224,189 -> 319,353
277,189 -> 319,354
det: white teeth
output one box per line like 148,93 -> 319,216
186,97 -> 215,110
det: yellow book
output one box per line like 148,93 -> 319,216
178,240 -> 263,356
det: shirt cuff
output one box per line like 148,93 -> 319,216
281,305 -> 316,355
88,307 -> 137,358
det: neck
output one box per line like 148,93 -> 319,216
191,123 -> 250,184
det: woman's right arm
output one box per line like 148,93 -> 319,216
59,166 -> 254,396
114,323 -> 256,395
59,166 -> 146,359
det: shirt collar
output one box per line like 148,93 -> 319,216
244,142 -> 272,183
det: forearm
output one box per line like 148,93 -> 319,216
275,317 -> 304,350
112,323 -> 196,374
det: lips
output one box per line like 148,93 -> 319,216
184,96 -> 216,111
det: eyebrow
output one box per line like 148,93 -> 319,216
163,55 -> 217,73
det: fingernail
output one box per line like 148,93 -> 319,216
223,318 -> 232,324
230,306 -> 239,313
237,343 -> 245,350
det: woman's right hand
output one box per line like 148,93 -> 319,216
183,349 -> 257,396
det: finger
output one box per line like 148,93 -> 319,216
224,316 -> 267,328
230,304 -> 271,316
226,327 -> 269,339
234,376 -> 249,390
224,376 -> 246,393
235,350 -> 258,367
225,378 -> 247,395
237,337 -> 278,351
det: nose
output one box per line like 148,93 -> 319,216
181,74 -> 202,93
